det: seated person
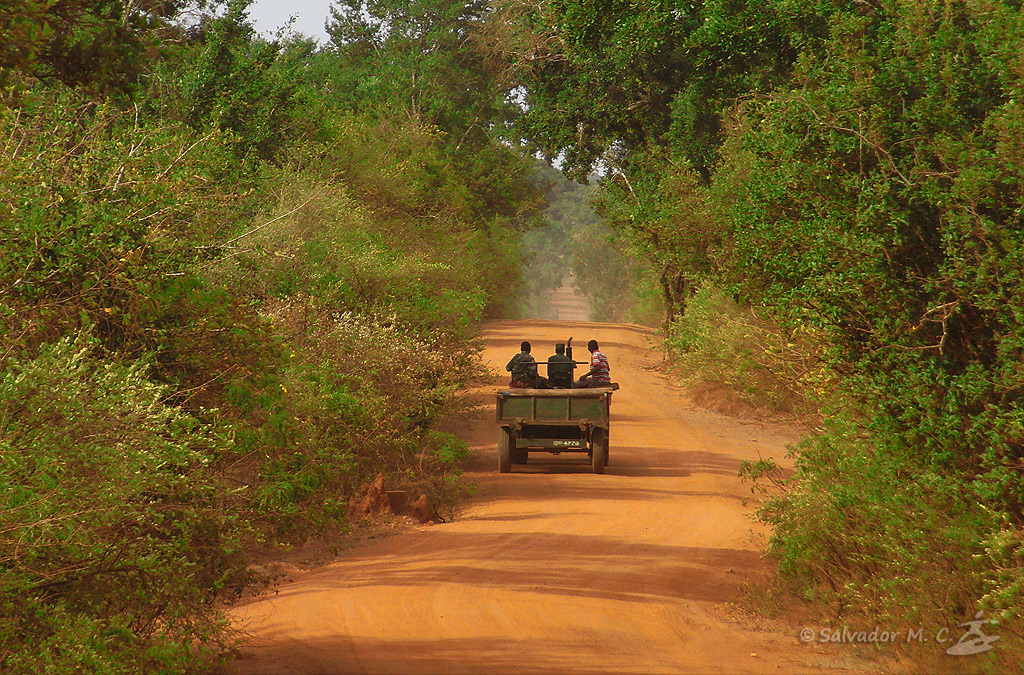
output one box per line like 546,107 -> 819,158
546,341 -> 576,388
575,339 -> 611,388
505,341 -> 539,388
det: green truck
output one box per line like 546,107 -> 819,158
495,384 -> 618,474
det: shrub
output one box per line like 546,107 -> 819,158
241,305 -> 481,535
0,336 -> 248,674
666,283 -> 825,418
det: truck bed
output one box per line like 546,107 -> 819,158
496,384 -> 617,423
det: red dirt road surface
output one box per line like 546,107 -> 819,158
226,319 -> 862,675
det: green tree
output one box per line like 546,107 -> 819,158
326,0 -> 493,129
0,0 -> 203,102
718,0 -> 1024,627
475,0 -> 803,316
322,0 -> 544,226
479,0 -> 800,178
170,0 -> 304,160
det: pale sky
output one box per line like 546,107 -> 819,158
246,0 -> 335,44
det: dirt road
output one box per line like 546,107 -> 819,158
226,319 -> 859,674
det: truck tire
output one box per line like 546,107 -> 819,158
591,428 -> 607,474
498,427 -> 513,473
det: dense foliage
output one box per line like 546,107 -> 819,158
485,0 -> 1024,656
721,0 -> 1024,632
0,1 -> 542,671
8,0 -> 1024,667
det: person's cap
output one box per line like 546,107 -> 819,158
555,343 -> 565,352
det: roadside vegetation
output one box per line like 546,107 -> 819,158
7,0 -> 1024,670
483,0 -> 1024,666
0,1 -> 542,672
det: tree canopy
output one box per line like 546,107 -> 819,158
486,0 -> 1024,639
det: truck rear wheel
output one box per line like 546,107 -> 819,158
498,427 -> 513,473
590,428 -> 608,474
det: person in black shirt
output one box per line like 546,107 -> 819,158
505,341 -> 538,388
546,342 -> 575,388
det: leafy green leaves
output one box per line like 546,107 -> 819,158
702,0 -> 1024,628
0,336 -> 246,675
1,2 -> 547,670
0,0 -> 193,102
483,0 -> 799,177
492,0 -> 1024,630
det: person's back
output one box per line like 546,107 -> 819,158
546,343 -> 575,388
506,341 -> 538,388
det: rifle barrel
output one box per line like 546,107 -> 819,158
530,361 -> 588,365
